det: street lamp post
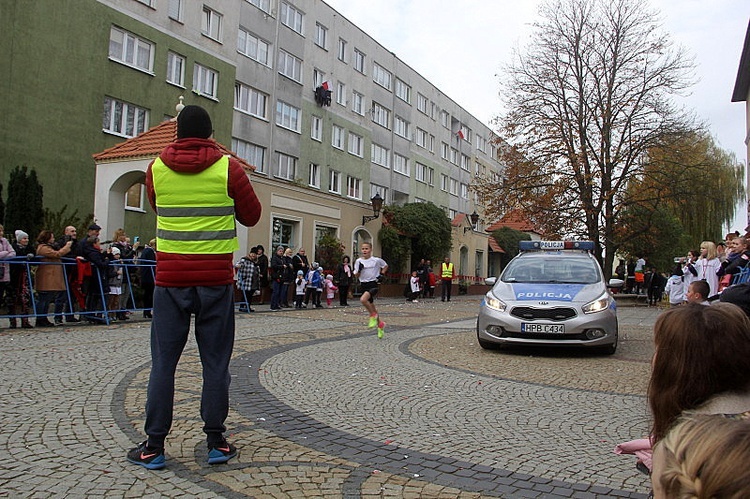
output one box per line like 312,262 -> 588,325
362,193 -> 384,225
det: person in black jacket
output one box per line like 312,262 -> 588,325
269,245 -> 285,310
81,235 -> 111,322
335,255 -> 353,306
138,239 -> 156,318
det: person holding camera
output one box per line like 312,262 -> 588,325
353,241 -> 388,338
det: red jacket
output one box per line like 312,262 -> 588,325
146,138 -> 262,287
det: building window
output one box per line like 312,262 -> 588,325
476,134 -> 487,153
372,102 -> 390,129
429,134 -> 435,153
353,49 -> 366,74
308,163 -> 320,188
329,170 -> 341,194
275,153 -> 297,180
370,184 -> 389,204
490,143 -> 497,158
394,116 -> 410,139
395,79 -> 411,103
415,128 -> 428,149
371,143 -> 390,168
280,2 -> 304,34
310,115 -> 322,141
166,51 -> 185,86
393,153 -> 409,176
193,63 -> 218,99
348,132 -> 364,157
441,142 -> 450,160
440,110 -> 450,129
338,38 -> 347,62
336,81 -> 346,105
415,163 -> 433,185
460,182 -> 469,199
460,154 -> 470,171
346,176 -> 362,200
417,93 -> 429,114
278,50 -> 302,82
137,0 -> 154,6
450,148 -> 459,165
449,178 -> 458,196
440,174 -> 449,192
331,125 -> 345,149
313,68 -> 326,88
168,0 -> 183,21
238,28 -> 270,66
373,62 -> 392,90
232,138 -> 265,173
460,124 -> 472,142
247,0 -> 271,14
234,83 -> 268,119
125,183 -> 145,211
102,97 -> 148,138
276,100 -> 301,132
352,91 -> 364,115
271,217 -> 297,248
109,26 -> 154,73
315,23 -> 328,49
201,6 -> 222,41
427,166 -> 434,185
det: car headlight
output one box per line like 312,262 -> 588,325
582,294 -> 611,314
484,293 -> 507,312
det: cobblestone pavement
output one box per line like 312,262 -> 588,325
0,296 -> 660,498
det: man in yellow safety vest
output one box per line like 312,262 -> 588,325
441,256 -> 456,302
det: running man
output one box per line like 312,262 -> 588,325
353,242 -> 388,338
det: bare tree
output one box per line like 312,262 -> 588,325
476,0 -> 702,275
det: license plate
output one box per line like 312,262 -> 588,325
521,323 -> 565,333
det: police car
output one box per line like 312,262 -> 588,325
477,241 -> 618,354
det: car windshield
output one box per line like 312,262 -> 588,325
500,255 -> 601,284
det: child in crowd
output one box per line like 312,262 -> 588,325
305,263 -> 322,308
409,270 -> 420,302
294,270 -> 306,309
107,246 -> 123,321
686,280 -> 710,305
315,267 -> 325,308
324,274 -> 338,307
664,265 -> 685,306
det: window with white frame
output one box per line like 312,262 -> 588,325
271,217 -> 297,249
308,163 -> 320,188
193,63 -> 218,99
352,91 -> 364,115
450,148 -> 459,165
476,134 -> 486,153
201,6 -> 222,41
232,138 -> 265,173
460,124 -> 471,142
370,183 -> 389,204
441,142 -> 449,160
440,173 -> 449,191
460,182 -> 468,199
313,68 -> 325,88
336,81 -> 346,105
475,161 -> 485,176
331,125 -> 345,149
395,78 -> 411,103
394,115 -> 409,139
449,208 -> 457,220
329,169 -> 341,194
415,163 -> 434,185
337,38 -> 347,62
125,183 -> 145,211
310,115 -> 322,141
348,132 -> 364,157
427,166 -> 434,185
429,134 -> 435,153
278,50 -> 302,82
393,153 -> 409,176
372,102 -> 390,129
275,152 -> 297,180
414,197 -> 426,204
280,2 -> 303,34
234,82 -> 268,119
346,176 -> 362,200
166,51 -> 185,86
449,178 -> 458,196
102,97 -> 148,137
461,153 -> 470,171
168,0 -> 183,21
372,62 -> 392,90
353,49 -> 365,73
490,143 -> 497,158
415,127 -> 428,149
247,0 -> 270,13
238,27 -> 270,66
430,102 -> 437,119
275,100 -> 301,132
314,23 -> 327,49
440,110 -> 450,129
109,26 -> 154,72
417,93 -> 428,114
371,143 -> 390,168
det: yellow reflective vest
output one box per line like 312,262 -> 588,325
441,262 -> 454,278
152,156 -> 238,255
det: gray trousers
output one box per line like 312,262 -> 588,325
144,285 -> 235,448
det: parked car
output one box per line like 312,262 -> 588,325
476,241 -> 618,354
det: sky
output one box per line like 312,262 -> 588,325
324,0 -> 750,230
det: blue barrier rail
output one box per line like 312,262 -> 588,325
0,256 -> 155,326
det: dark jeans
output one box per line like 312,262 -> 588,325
441,280 -> 452,301
280,282 -> 290,306
338,284 -> 349,305
270,280 -> 283,309
144,285 -> 234,448
36,290 -> 62,321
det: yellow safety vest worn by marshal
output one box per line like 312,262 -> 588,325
152,155 -> 238,255
441,262 -> 454,278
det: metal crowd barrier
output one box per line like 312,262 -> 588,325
0,256 -> 155,326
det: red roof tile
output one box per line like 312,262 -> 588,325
488,236 -> 505,253
485,209 -> 539,233
450,212 -> 468,227
92,119 -> 255,171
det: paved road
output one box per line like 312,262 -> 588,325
0,297 -> 659,498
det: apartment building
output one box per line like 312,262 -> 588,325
1,0 -> 503,276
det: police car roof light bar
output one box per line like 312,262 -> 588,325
518,240 -> 595,252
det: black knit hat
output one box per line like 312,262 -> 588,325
177,105 -> 213,139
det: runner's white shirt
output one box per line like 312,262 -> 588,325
354,256 -> 387,283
